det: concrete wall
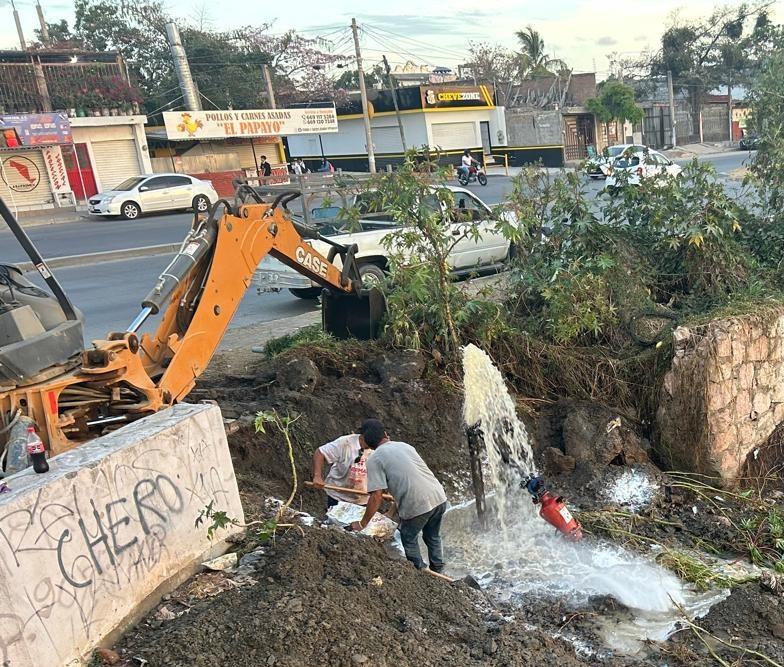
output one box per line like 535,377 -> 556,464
0,403 -> 243,666
657,311 -> 784,483
505,109 -> 563,148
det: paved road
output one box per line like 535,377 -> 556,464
27,254 -> 319,343
7,150 -> 753,346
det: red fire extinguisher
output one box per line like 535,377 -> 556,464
524,476 -> 583,541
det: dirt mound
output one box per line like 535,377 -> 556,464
117,527 -> 589,667
191,350 -> 471,516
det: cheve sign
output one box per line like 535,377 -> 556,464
420,85 -> 494,109
163,108 -> 338,140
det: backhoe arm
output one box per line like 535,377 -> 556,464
137,201 -> 366,404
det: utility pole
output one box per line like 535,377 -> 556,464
11,0 -> 26,50
263,64 -> 276,109
165,22 -> 202,112
382,55 -> 407,152
35,2 -> 50,45
667,70 -> 677,148
351,18 -> 375,173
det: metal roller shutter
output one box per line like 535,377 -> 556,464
188,141 -> 281,169
431,122 -> 478,150
91,140 -> 141,191
0,149 -> 54,210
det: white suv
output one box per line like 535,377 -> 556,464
88,173 -> 219,219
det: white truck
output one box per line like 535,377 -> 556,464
254,185 -> 513,299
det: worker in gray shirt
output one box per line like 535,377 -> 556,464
350,419 -> 448,572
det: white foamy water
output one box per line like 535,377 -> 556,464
454,344 -> 727,653
606,469 -> 658,511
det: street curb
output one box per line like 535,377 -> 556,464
16,243 -> 180,273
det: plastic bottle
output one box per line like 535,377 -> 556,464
25,426 -> 49,474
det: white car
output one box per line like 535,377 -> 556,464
88,173 -> 218,219
585,143 -> 648,179
255,186 -> 512,299
602,150 -> 682,190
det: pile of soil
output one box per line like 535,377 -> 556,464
191,348 -> 472,517
113,344 -> 784,666
117,527 -> 589,667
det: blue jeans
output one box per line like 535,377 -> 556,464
458,166 -> 469,179
399,501 -> 447,572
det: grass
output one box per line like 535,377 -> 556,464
262,324 -> 335,359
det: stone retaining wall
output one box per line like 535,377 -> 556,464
656,310 -> 784,483
0,403 -> 243,666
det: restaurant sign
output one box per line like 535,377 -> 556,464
420,86 -> 494,109
163,108 -> 338,141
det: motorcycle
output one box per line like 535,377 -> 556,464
457,164 -> 488,186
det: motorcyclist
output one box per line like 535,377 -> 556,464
458,150 -> 480,180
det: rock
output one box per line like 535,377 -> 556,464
276,357 -> 320,393
370,350 -> 426,383
351,654 -> 369,665
94,648 -> 121,665
543,447 -> 576,474
266,655 -> 277,666
483,639 -> 498,655
561,402 -> 650,467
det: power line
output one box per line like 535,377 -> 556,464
363,23 -> 468,61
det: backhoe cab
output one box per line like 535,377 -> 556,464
0,184 -> 385,472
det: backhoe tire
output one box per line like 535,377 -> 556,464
121,201 -> 140,220
289,287 -> 322,299
192,194 -> 210,213
358,262 -> 385,287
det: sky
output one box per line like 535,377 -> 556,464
2,0 -> 781,77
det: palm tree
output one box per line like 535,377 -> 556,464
515,26 -> 567,76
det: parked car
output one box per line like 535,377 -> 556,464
88,173 -> 218,219
254,186 -> 513,299
602,150 -> 682,191
739,133 -> 760,151
584,144 -> 648,179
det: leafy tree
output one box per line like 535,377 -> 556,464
515,26 -> 567,77
334,63 -> 384,91
586,80 -> 643,144
33,19 -> 80,48
248,30 -> 347,106
464,42 -> 524,103
649,3 -> 775,111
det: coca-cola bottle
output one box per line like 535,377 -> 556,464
26,426 -> 49,474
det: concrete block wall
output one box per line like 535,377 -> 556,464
0,403 -> 244,666
657,311 -> 784,483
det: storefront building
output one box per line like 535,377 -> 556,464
286,85 -> 564,170
0,112 -> 151,213
148,107 -> 339,196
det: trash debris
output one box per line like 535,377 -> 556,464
94,647 -> 121,665
202,552 -> 238,571
327,501 -> 398,539
154,606 -> 177,622
0,483 -> 10,493
371,576 -> 384,587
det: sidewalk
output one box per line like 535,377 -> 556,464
663,142 -> 737,159
12,206 -> 91,228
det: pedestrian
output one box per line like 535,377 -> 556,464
317,158 -> 334,173
350,420 -> 448,573
311,420 -> 376,509
258,155 -> 272,184
291,159 -> 302,175
298,158 -> 310,174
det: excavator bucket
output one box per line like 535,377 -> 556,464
322,287 -> 386,340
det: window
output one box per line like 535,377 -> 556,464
114,176 -> 146,191
162,175 -> 192,187
141,176 -> 171,191
451,192 -> 486,223
615,156 -> 640,168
